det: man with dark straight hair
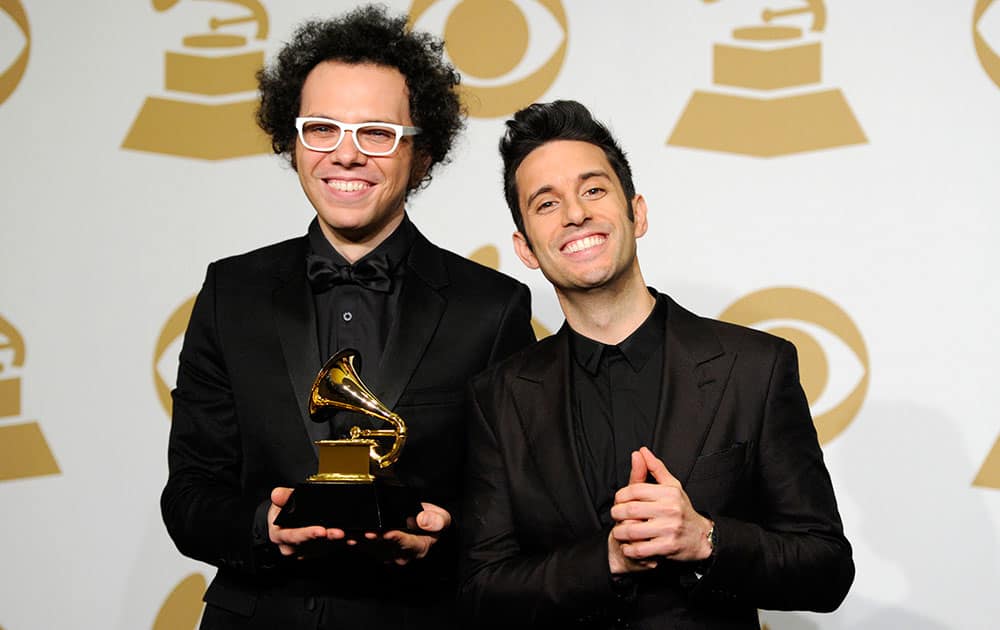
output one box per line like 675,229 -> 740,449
461,100 -> 853,628
161,6 -> 534,629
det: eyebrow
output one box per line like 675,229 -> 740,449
578,170 -> 611,184
524,170 -> 612,208
525,185 -> 555,209
302,114 -> 404,125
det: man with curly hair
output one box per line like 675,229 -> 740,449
161,6 -> 534,629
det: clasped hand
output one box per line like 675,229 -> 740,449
607,447 -> 713,574
267,487 -> 450,565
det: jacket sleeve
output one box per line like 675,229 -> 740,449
160,263 -> 279,574
459,376 -> 621,628
693,339 -> 855,612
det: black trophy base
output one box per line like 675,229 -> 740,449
274,479 -> 422,532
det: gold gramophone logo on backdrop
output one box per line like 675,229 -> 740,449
668,0 -> 866,157
153,573 -> 206,630
408,0 -> 567,118
0,314 -> 60,482
719,287 -> 868,444
122,0 -> 271,160
0,0 -> 30,107
974,0 -> 1000,89
975,436 -> 1000,490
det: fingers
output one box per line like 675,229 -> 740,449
271,524 -> 328,555
415,502 -> 451,532
628,450 -> 648,484
639,447 -> 679,486
381,530 -> 433,565
272,525 -> 327,544
619,538 -> 672,561
268,487 -> 346,554
268,500 -> 449,562
610,492 -> 682,521
614,480 -> 683,506
382,506 -> 449,563
615,527 -> 695,561
607,531 -> 658,574
612,518 -> 674,544
612,520 -> 674,560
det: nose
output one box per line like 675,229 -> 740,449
561,196 -> 589,226
329,130 -> 367,166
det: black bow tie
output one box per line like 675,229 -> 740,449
306,254 -> 393,294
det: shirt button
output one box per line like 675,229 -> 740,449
342,311 -> 353,322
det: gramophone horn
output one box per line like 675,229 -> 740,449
309,348 -> 407,469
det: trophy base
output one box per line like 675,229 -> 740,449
274,478 -> 422,532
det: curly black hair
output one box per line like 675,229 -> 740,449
256,4 -> 464,190
500,100 -> 635,236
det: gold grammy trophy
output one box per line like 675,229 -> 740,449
274,348 -> 421,531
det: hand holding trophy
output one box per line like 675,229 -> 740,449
274,348 -> 421,531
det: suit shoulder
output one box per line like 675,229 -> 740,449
205,236 -> 306,284
667,295 -> 793,357
437,247 -> 529,296
211,236 -> 304,269
709,317 -> 789,350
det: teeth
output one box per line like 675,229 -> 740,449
326,180 -> 369,192
564,235 -> 605,254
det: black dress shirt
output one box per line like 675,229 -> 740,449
307,215 -> 414,439
569,292 -> 667,526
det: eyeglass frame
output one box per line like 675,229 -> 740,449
294,117 -> 422,156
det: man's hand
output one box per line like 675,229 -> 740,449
610,447 -> 713,563
608,450 -> 659,574
379,502 -> 451,566
267,486 -> 345,557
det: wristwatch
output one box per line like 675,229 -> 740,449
693,522 -> 717,577
706,522 -> 717,557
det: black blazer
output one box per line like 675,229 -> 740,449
461,295 -> 854,629
161,227 -> 534,628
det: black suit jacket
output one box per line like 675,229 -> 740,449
161,227 -> 534,628
461,295 -> 854,629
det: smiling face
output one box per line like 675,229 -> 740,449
295,61 -> 427,254
512,140 -> 648,296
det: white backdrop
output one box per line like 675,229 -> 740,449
2,1 -> 999,628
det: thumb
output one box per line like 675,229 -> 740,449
416,502 -> 451,532
639,447 -> 678,486
628,450 -> 648,484
270,486 -> 294,507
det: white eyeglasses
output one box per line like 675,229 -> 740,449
295,117 -> 421,156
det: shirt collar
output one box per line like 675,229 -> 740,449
569,290 -> 667,375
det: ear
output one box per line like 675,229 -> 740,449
512,231 -> 540,270
632,194 -> 649,239
408,151 -> 433,189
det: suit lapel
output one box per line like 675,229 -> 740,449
652,297 -> 735,486
512,330 -> 603,536
272,238 -> 325,449
377,230 -> 447,410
